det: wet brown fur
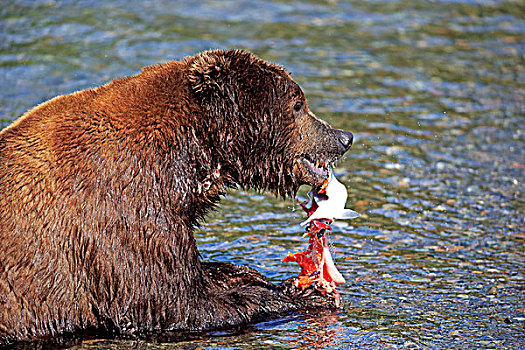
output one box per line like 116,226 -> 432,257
0,50 -> 348,344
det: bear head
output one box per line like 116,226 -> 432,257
188,49 -> 353,197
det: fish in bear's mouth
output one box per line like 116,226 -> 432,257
283,165 -> 360,306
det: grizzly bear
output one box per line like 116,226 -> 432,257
0,49 -> 353,345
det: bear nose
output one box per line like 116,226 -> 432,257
337,130 -> 353,152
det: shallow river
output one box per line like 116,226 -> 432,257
1,0 -> 524,349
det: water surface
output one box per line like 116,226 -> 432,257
1,0 -> 524,349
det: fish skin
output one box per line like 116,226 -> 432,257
301,169 -> 360,226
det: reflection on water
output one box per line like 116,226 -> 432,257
1,0 -> 524,349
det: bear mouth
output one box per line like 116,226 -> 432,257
301,157 -> 329,178
298,156 -> 330,188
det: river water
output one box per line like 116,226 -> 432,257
1,0 -> 524,349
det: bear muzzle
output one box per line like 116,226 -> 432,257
292,126 -> 354,190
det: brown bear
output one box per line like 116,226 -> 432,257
0,49 -> 353,345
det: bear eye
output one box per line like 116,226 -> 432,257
293,101 -> 303,112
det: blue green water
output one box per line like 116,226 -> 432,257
1,0 -> 524,349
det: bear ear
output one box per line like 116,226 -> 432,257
189,51 -> 230,97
